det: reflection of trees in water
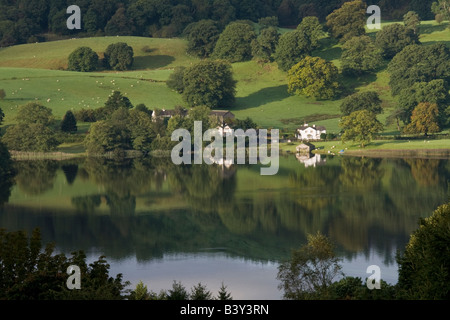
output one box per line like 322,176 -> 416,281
61,163 -> 79,185
3,156 -> 449,263
14,160 -> 58,195
406,158 -> 441,187
0,143 -> 15,207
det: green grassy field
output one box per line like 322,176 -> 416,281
0,21 -> 449,149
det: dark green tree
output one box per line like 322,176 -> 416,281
61,110 -> 78,133
251,26 -> 280,62
190,283 -> 213,300
403,11 -> 421,35
216,282 -> 233,300
167,281 -> 189,300
325,0 -> 366,43
103,91 -> 134,117
212,22 -> 257,62
375,24 -> 420,59
0,141 -> 15,207
388,43 -> 450,96
340,91 -> 383,116
1,123 -> 59,152
68,47 -> 99,72
274,31 -> 309,72
341,36 -> 382,75
397,202 -> 450,299
167,66 -> 186,93
105,7 -> 135,36
104,42 -> 134,71
16,102 -> 54,126
397,79 -> 450,125
296,16 -> 324,52
185,20 -> 221,58
182,60 -> 236,108
0,107 -> 4,125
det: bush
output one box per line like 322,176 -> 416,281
68,47 -> 99,72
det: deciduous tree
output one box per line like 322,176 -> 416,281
277,232 -> 343,300
340,110 -> 383,148
182,60 -> 236,108
341,36 -> 382,75
325,0 -> 366,43
287,56 -> 340,100
375,24 -> 420,59
68,47 -> 99,72
340,91 -> 383,116
104,42 -> 134,71
213,22 -> 256,62
403,102 -> 441,135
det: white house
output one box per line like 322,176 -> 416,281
296,124 -> 326,141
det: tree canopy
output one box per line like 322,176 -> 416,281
287,56 -> 340,100
340,91 -> 383,116
185,20 -> 221,58
212,22 -> 256,62
182,60 -> 236,108
68,46 -> 99,72
402,102 -> 441,135
339,110 -> 384,148
375,24 -> 420,59
325,0 -> 366,43
388,43 -> 450,96
104,42 -> 134,71
340,36 -> 382,75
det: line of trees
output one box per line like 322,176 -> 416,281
2,0 -> 439,47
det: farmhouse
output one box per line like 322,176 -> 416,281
296,124 -> 326,141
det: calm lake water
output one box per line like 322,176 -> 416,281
0,154 -> 449,299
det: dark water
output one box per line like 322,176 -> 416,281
0,155 -> 449,299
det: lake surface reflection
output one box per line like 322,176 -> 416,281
0,155 -> 448,299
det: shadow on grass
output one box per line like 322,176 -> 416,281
419,22 -> 450,34
235,85 -> 290,110
133,55 -> 175,69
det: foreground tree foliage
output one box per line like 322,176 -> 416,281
397,202 -> 450,300
0,228 -> 130,300
0,141 -> 15,207
67,47 -> 99,72
277,232 -> 343,300
287,56 -> 340,100
182,60 -> 236,108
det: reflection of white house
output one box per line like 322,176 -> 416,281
296,124 -> 326,141
296,153 -> 326,168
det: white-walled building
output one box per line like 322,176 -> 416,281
296,124 -> 326,141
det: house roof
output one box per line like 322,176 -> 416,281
298,124 -> 326,131
210,110 -> 235,118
